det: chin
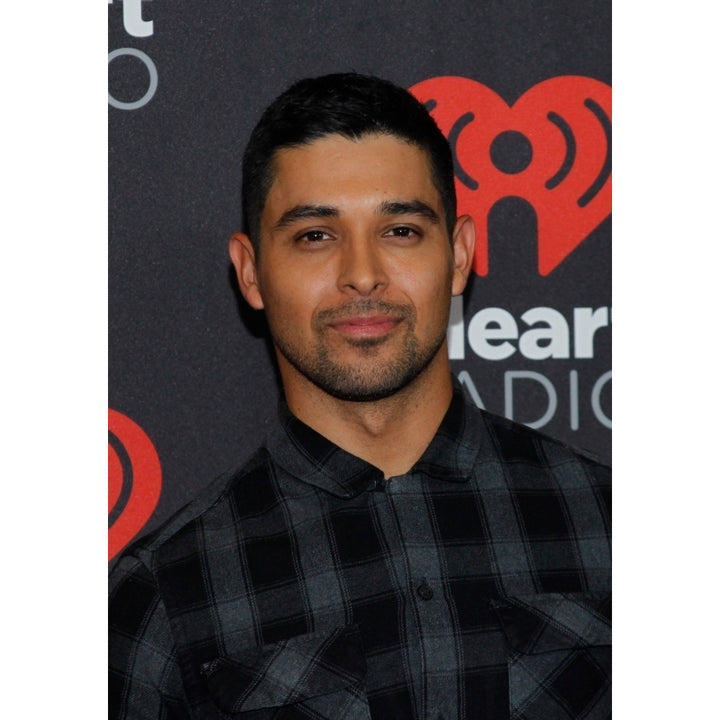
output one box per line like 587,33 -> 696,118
277,329 -> 446,403
304,354 -> 436,403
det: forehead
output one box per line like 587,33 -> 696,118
263,133 -> 439,217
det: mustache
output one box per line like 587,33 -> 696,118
315,299 -> 415,324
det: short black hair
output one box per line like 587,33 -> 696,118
241,72 -> 457,250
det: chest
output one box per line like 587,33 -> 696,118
155,473 -> 610,719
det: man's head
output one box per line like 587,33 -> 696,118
230,74 -> 475,405
241,73 -> 457,249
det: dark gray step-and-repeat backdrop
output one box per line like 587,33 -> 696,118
109,0 -> 611,561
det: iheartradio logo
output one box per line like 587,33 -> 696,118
410,76 -> 612,276
108,409 -> 162,561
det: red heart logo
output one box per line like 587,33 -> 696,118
108,409 -> 162,561
410,76 -> 611,276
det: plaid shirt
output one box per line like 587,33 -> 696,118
109,382 -> 611,719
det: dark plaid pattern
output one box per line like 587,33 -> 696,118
109,382 -> 611,719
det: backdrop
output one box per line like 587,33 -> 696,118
108,0 -> 611,562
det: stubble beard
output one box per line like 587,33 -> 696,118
272,300 -> 447,402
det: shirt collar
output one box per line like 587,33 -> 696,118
265,378 -> 484,498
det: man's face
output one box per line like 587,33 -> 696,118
233,132 -> 472,402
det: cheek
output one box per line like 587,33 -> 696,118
410,270 -> 454,330
401,265 -> 452,305
258,272 -> 326,331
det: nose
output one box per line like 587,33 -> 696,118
337,237 -> 388,297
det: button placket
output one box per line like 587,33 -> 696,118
384,474 -> 460,720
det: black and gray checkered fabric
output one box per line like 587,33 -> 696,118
109,382 -> 611,719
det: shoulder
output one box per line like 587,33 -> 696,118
459,398 -> 611,591
110,445 -> 275,582
108,445 -> 277,691
461,393 -> 610,486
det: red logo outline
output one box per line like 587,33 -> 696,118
108,409 -> 162,561
410,76 -> 611,276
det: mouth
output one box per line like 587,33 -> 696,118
317,300 -> 413,343
327,314 -> 403,340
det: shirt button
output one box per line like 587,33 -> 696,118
417,581 -> 434,600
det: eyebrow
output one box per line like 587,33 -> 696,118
377,200 -> 440,224
272,200 -> 440,231
273,205 -> 339,230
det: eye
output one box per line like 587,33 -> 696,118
385,226 -> 421,240
297,230 -> 332,243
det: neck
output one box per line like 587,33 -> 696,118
281,351 -> 454,478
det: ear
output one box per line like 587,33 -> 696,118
450,214 -> 476,296
229,232 -> 264,310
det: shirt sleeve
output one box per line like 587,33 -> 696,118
109,555 -> 190,720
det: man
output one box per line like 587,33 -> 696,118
109,73 -> 611,720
